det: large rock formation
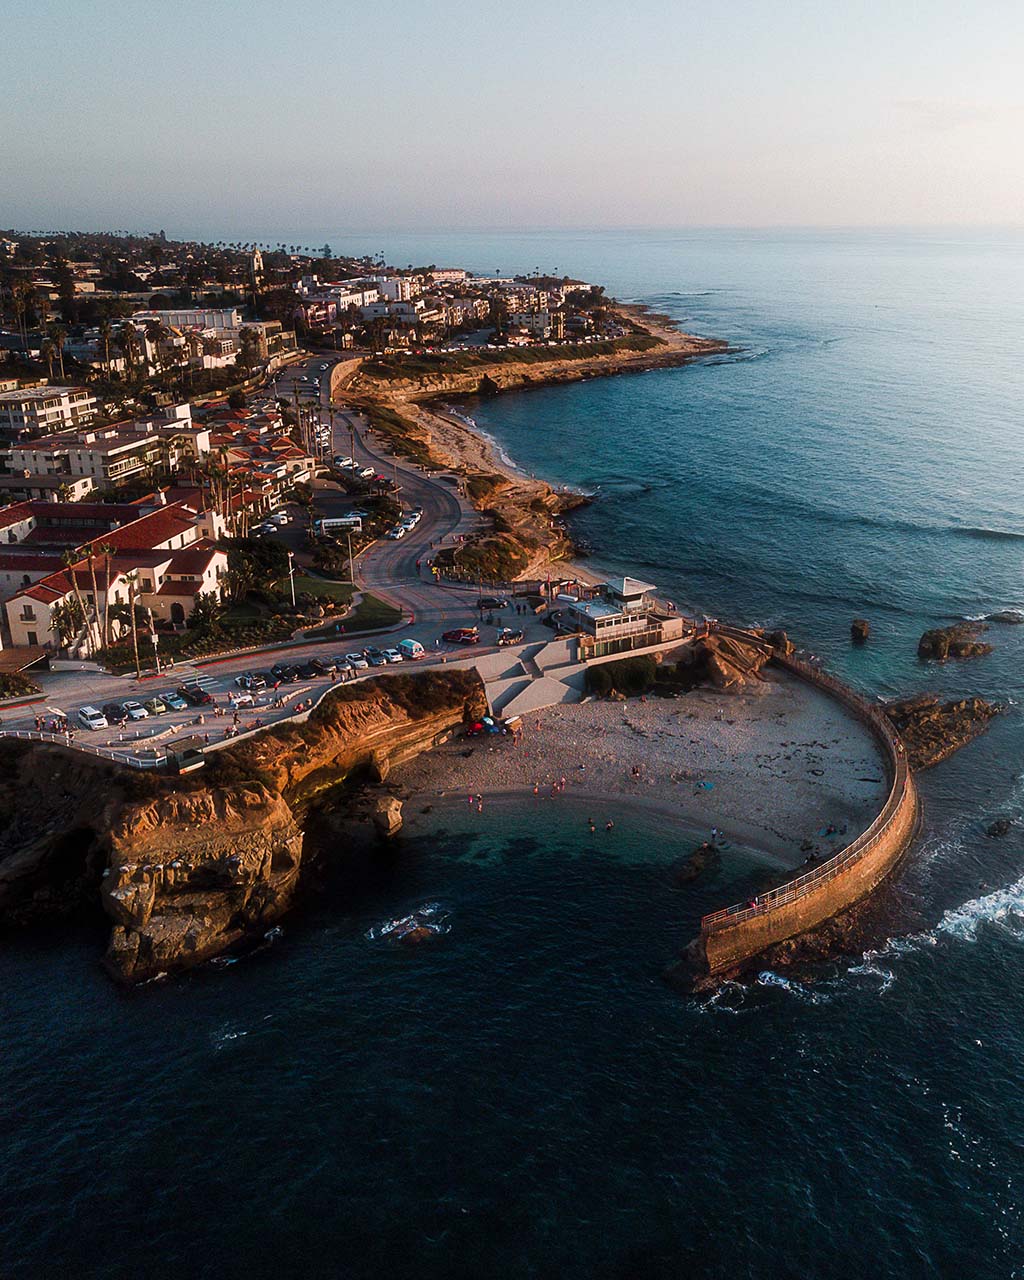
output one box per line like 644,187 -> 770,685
691,632 -> 774,693
103,784 -> 302,982
0,670 -> 486,983
884,693 -> 1002,769
917,622 -> 993,661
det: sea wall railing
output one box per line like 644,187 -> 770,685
0,729 -> 166,770
700,642 -> 911,933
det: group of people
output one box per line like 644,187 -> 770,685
35,714 -> 69,735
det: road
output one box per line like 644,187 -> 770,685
0,352 -> 549,756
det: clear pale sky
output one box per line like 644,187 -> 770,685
3,0 -> 1023,235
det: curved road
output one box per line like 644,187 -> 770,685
0,352 -> 542,754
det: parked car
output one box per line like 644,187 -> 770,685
296,660 -> 324,679
269,512 -> 289,525
330,656 -> 353,674
334,456 -> 355,468
443,627 -> 481,645
77,705 -> 108,731
385,526 -> 406,540
476,596 -> 510,610
102,701 -> 127,723
397,638 -> 425,660
271,663 -> 300,683
235,672 -> 267,691
143,695 -> 168,715
497,628 -> 525,647
363,647 -> 388,667
358,467 -> 375,480
382,648 -> 403,664
162,691 -> 188,711
229,690 -> 255,708
177,684 -> 213,706
345,653 -> 369,670
121,700 -> 149,720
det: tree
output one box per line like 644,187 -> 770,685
97,542 -> 116,646
117,322 -> 139,376
60,552 -> 93,654
50,598 -> 85,648
40,338 -> 56,380
98,318 -> 112,375
322,243 -> 332,259
188,591 -> 222,633
125,572 -> 142,677
48,324 -> 67,379
237,326 -> 260,373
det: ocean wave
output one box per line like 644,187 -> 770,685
956,526 -> 1024,542
755,970 -> 830,1003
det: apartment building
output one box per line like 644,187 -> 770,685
0,386 -> 98,440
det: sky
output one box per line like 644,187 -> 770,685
3,0 -> 1023,237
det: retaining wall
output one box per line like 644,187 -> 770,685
694,647 -> 920,978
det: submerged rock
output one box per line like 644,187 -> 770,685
917,622 -> 993,661
986,818 -> 1013,838
884,693 -> 1003,769
672,841 -> 721,886
851,619 -> 870,644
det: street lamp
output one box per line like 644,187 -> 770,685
287,550 -> 296,608
147,607 -> 161,674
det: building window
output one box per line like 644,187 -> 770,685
20,606 -> 35,621
27,631 -> 37,646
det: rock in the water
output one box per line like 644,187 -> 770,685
764,629 -> 794,656
917,622 -> 993,661
985,610 -> 1024,624
851,618 -> 870,644
371,795 -> 403,840
672,842 -> 721,886
986,818 -> 1013,838
885,693 -> 1003,769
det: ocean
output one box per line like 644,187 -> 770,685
4,229 -> 1024,1277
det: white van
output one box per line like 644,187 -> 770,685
397,638 -> 426,660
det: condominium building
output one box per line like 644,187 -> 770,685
0,387 -> 98,440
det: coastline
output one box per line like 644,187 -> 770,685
348,303 -> 727,582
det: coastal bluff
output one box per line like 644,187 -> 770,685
0,670 -> 485,983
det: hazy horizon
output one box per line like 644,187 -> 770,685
4,0 -> 1024,235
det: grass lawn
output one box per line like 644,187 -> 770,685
304,592 -> 402,637
278,574 -> 356,603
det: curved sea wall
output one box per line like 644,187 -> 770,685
680,651 -> 920,984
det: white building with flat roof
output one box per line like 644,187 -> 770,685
0,386 -> 97,439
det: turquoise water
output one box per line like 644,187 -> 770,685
5,230 -> 1024,1276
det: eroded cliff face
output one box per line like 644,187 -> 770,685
103,785 -> 303,983
0,670 -> 486,983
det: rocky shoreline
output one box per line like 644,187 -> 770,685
0,671 -> 486,983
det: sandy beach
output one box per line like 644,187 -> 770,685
397,669 -> 891,873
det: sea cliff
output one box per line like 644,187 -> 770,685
0,670 -> 486,983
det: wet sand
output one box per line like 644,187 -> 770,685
397,670 -> 890,869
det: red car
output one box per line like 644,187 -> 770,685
442,627 -> 480,645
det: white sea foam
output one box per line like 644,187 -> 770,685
756,970 -> 829,1003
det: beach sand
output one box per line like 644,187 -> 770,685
396,670 -> 890,872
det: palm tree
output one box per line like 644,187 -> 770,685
61,551 -> 94,654
126,572 -> 142,678
85,548 -> 102,648
97,542 -> 116,646
98,318 -> 112,375
40,339 -> 56,380
117,322 -> 139,376
48,324 -> 67,379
